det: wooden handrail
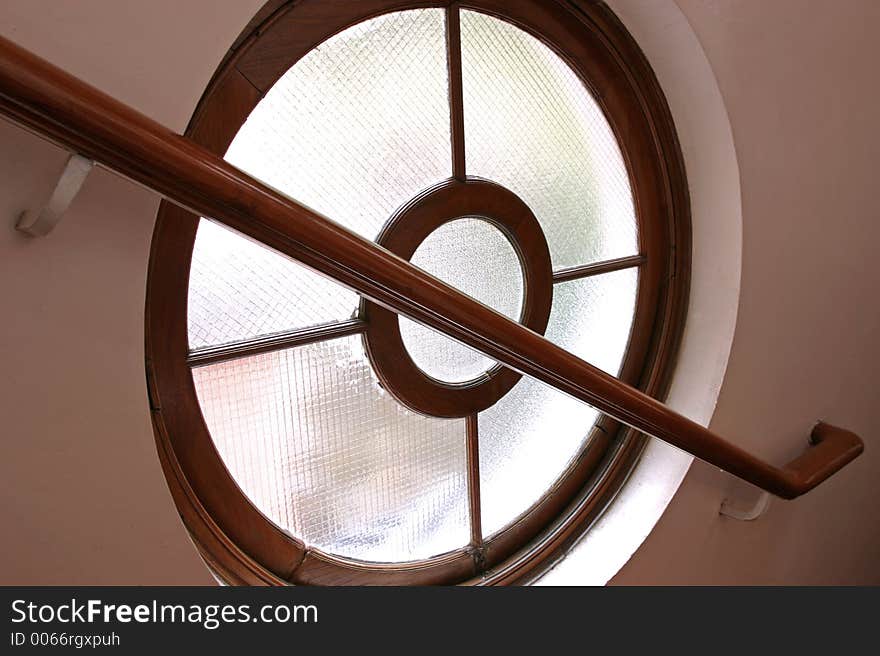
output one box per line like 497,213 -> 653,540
0,36 -> 862,499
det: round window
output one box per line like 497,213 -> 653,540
146,0 -> 690,585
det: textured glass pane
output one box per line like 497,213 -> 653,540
400,218 -> 524,383
192,336 -> 469,562
461,10 -> 638,269
226,8 -> 451,241
188,221 -> 358,350
188,8 -> 451,349
479,268 -> 638,537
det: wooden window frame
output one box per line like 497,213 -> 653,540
145,0 -> 691,585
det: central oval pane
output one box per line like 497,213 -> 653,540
399,218 -> 524,384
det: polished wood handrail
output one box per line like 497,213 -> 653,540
0,35 -> 862,499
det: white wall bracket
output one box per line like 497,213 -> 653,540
719,421 -> 838,521
720,488 -> 771,521
16,153 -> 93,237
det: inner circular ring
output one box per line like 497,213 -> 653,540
361,177 -> 553,418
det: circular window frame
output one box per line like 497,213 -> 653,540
145,0 -> 691,586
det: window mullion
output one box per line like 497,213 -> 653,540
466,413 -> 483,552
186,318 -> 367,368
446,4 -> 466,181
552,254 -> 647,284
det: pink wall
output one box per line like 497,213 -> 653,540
0,0 -> 255,585
0,0 -> 877,584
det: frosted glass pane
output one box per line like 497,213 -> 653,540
188,9 -> 451,349
188,221 -> 358,350
479,268 -> 638,537
460,10 -> 638,269
225,8 -> 451,242
400,218 -> 524,383
192,336 -> 469,562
